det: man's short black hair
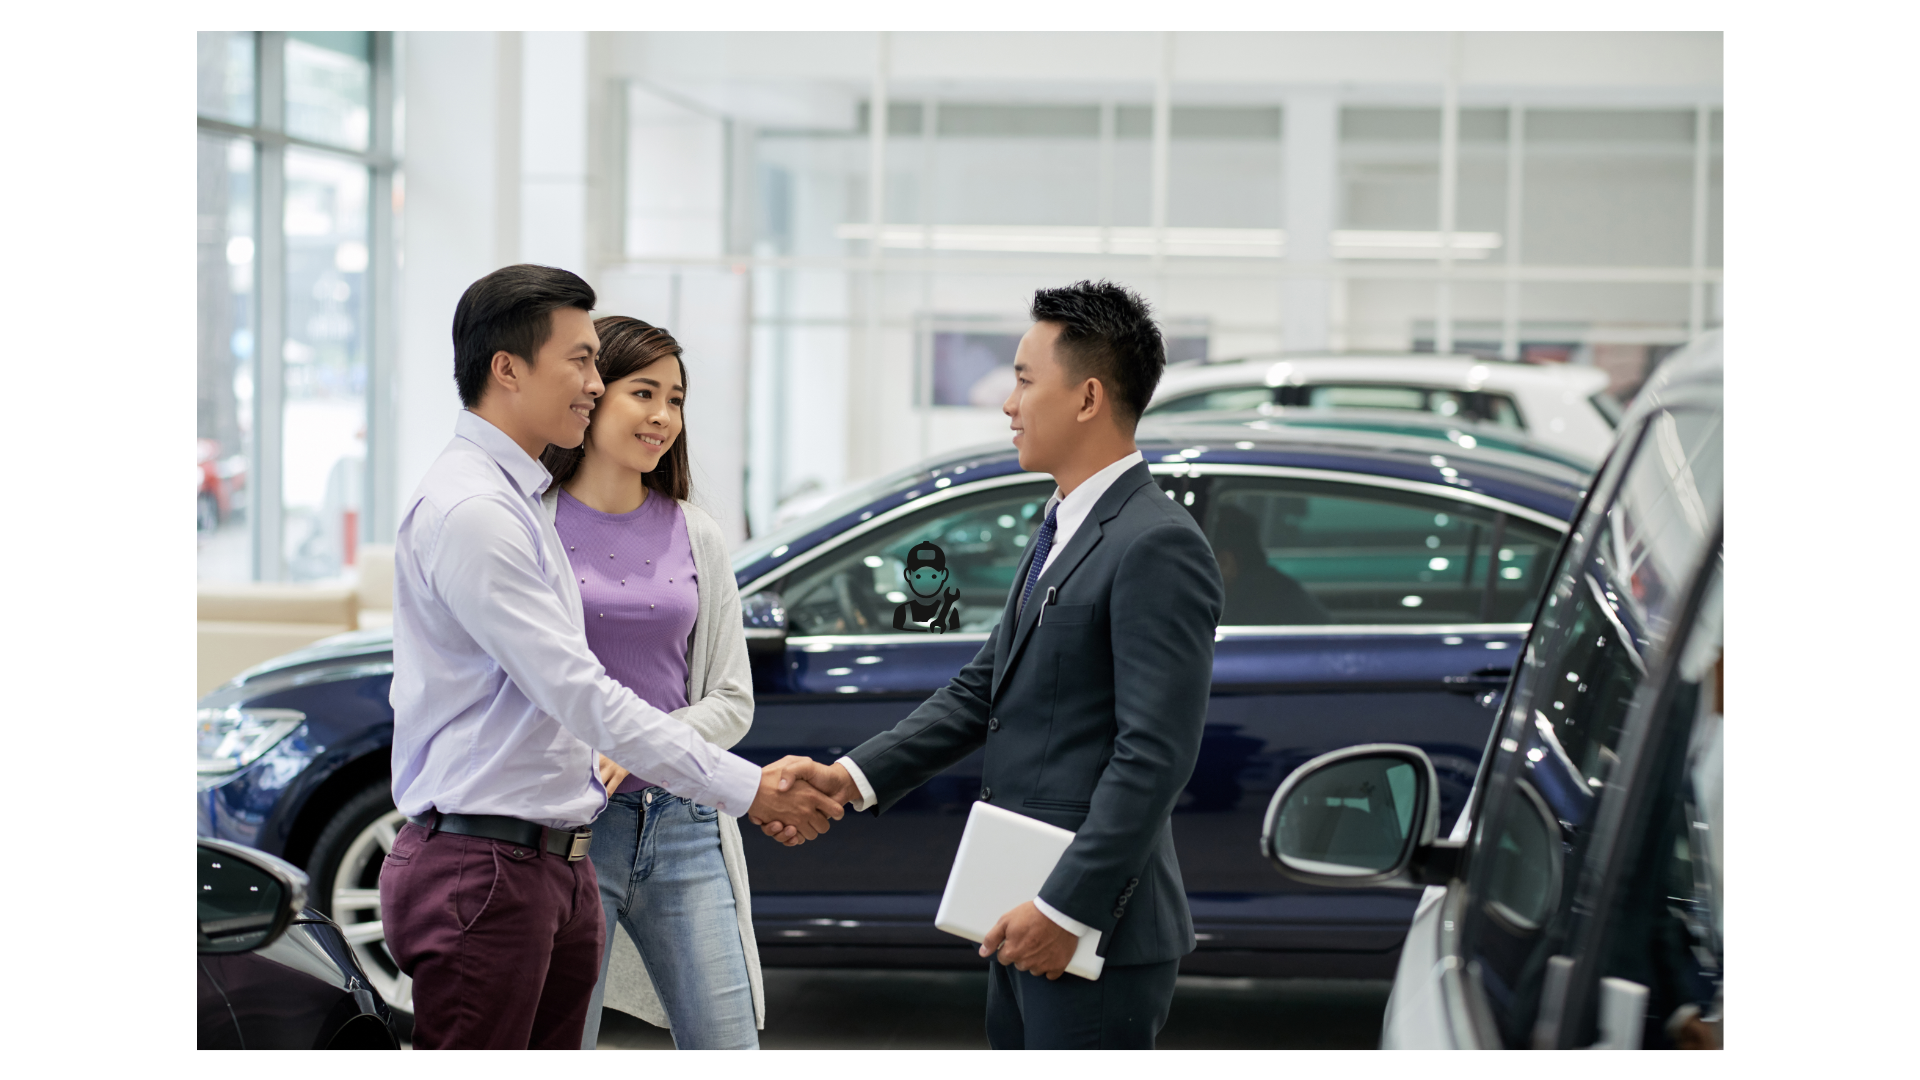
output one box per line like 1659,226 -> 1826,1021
906,542 -> 946,571
451,264 -> 598,408
1029,280 -> 1166,428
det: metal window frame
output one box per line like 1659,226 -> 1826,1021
197,30 -> 398,580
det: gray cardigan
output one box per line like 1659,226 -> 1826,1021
540,488 -> 764,1031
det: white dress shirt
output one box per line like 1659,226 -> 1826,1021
389,410 -> 762,830
836,449 -> 1147,939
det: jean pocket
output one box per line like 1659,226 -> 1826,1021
452,840 -> 501,931
689,801 -> 719,822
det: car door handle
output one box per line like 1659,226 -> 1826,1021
1443,667 -> 1513,688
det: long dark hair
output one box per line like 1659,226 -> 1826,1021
540,316 -> 691,501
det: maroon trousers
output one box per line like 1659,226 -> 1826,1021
379,822 -> 606,1049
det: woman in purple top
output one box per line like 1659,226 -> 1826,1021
538,317 -> 762,1049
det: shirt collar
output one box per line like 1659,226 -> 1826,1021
455,410 -> 553,499
1045,449 -> 1146,520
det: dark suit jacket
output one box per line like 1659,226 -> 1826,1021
847,459 -> 1224,966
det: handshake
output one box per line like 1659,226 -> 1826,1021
745,756 -> 860,847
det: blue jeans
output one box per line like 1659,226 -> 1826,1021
580,787 -> 759,1049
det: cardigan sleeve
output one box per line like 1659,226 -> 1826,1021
667,503 -> 755,751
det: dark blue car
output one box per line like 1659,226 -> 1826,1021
198,421 -> 1582,1023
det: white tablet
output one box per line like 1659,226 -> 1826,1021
934,800 -> 1106,981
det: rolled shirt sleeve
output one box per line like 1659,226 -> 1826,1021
431,496 -> 762,817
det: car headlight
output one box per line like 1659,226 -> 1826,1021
198,707 -> 305,776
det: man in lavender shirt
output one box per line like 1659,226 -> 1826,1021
380,265 -> 841,1049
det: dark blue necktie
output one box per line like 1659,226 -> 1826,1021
1018,503 -> 1060,616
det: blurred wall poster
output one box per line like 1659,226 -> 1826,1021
929,325 -> 1209,407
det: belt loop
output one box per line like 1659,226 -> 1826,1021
425,810 -> 439,837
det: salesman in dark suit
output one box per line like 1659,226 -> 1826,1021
762,280 -> 1224,1049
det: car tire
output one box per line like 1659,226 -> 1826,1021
307,781 -> 414,1038
198,491 -> 220,533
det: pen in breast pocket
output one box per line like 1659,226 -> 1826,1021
1039,585 -> 1058,625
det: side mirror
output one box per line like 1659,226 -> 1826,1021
742,590 -> 788,655
198,838 -> 308,954
1260,744 -> 1459,889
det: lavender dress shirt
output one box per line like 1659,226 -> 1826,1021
388,411 -> 761,830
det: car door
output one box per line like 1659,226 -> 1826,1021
1445,403 -> 1723,1047
734,474 -> 1057,951
1177,465 -> 1566,965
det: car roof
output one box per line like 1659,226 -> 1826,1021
733,425 -> 1587,587
1615,330 -> 1722,427
1141,407 -> 1599,473
1152,354 -> 1611,400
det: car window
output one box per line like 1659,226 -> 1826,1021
1590,555 -> 1722,1049
1282,384 -> 1526,430
1203,477 -> 1561,626
780,482 -> 1054,636
1152,386 -> 1277,414
1458,405 -> 1722,1047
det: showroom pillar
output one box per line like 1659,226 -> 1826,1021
1282,92 -> 1337,353
395,32 -> 507,526
521,32 -> 589,279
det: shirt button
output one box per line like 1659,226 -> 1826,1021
979,787 -> 992,802
987,717 -> 1000,732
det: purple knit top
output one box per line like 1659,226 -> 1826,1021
556,488 -> 699,794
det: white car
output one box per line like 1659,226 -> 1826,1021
1145,355 -> 1618,465
1257,334 -> 1723,1049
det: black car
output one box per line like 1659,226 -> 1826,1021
1260,332 -> 1724,1049
198,837 -> 400,1049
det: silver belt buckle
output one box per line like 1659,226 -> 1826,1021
567,828 -> 592,861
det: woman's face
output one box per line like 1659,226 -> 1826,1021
583,354 -> 683,475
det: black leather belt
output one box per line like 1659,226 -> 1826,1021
407,811 -> 592,861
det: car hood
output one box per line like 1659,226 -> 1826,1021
222,627 -> 395,689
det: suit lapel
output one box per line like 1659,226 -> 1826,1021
991,463 -> 1156,701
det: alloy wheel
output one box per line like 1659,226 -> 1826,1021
330,807 -> 413,1017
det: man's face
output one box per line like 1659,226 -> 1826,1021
904,564 -> 949,599
1003,321 -> 1082,475
514,306 -> 603,450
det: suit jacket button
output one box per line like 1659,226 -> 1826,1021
1128,878 -> 1139,887
1113,908 -> 1125,919
987,717 -> 1001,732
980,787 -> 992,801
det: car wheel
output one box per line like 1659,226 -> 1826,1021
308,782 -> 413,1034
197,491 -> 220,533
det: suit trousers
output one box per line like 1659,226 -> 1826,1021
985,957 -> 1180,1049
379,822 -> 606,1049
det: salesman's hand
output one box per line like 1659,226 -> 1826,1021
980,901 -> 1078,981
746,760 -> 845,846
597,755 -> 630,795
753,757 -> 859,845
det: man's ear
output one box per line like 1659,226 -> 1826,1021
1075,377 -> 1106,423
489,350 -> 522,397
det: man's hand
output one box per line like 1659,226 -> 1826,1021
753,757 -> 859,845
597,755 -> 630,795
746,759 -> 845,846
980,901 -> 1079,981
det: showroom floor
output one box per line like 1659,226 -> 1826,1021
589,969 -> 1393,1050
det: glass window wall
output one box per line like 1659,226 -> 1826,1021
196,31 -> 392,582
